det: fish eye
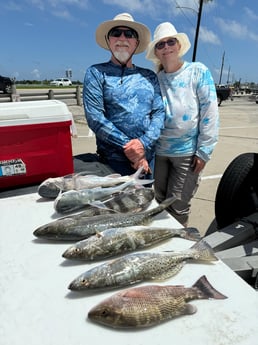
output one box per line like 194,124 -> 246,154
75,248 -> 80,253
101,309 -> 110,318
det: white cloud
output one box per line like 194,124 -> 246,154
214,17 -> 258,42
199,26 -> 220,45
244,7 -> 258,21
52,9 -> 73,20
31,68 -> 40,79
102,0 -> 163,16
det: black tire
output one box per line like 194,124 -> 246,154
215,153 -> 258,229
4,84 -> 12,94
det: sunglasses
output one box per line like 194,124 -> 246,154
155,38 -> 178,50
108,28 -> 138,39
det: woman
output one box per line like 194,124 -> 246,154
146,22 -> 219,226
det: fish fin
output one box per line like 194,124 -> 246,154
88,200 -> 116,211
192,275 -> 228,300
189,239 -> 218,262
181,227 -> 202,241
96,231 -> 103,238
150,262 -> 185,280
183,303 -> 197,315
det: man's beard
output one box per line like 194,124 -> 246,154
113,50 -> 130,63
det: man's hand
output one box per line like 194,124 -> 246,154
191,155 -> 206,174
123,139 -> 145,163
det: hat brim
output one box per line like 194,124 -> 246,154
96,19 -> 150,54
146,33 -> 191,62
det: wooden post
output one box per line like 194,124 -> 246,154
76,85 -> 82,106
11,84 -> 21,102
48,89 -> 54,99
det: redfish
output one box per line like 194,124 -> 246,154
88,275 -> 227,328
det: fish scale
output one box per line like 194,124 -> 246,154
88,276 -> 227,328
62,226 -> 201,261
33,196 -> 177,241
68,239 -> 218,291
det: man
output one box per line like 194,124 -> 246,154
83,13 -> 165,178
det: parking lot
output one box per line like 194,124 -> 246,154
70,95 -> 258,236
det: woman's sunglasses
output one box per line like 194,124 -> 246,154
155,38 -> 178,50
108,28 -> 138,39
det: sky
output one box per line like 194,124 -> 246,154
1,0 -> 258,84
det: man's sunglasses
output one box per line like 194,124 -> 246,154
108,28 -> 138,39
155,38 -> 178,50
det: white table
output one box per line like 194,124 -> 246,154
1,193 -> 258,345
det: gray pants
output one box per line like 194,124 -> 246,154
154,155 -> 201,226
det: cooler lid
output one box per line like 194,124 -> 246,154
0,100 -> 74,126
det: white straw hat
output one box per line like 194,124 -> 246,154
146,22 -> 191,62
96,13 -> 151,54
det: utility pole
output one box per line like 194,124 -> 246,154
192,0 -> 203,62
218,51 -> 225,85
227,65 -> 231,85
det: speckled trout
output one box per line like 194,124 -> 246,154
68,239 -> 218,291
88,275 -> 227,328
62,226 -> 201,261
33,196 -> 177,241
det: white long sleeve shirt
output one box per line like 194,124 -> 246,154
156,61 -> 219,162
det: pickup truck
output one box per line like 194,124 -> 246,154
0,75 -> 14,93
216,86 -> 231,106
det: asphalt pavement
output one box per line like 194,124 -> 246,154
70,95 -> 258,236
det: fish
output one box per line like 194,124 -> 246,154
54,174 -> 153,214
33,196 -> 177,241
62,226 -> 201,261
68,239 -> 218,291
88,275 -> 227,328
38,167 -> 148,199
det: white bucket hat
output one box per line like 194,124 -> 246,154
95,13 -> 151,54
146,22 -> 191,62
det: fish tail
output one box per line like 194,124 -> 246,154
130,166 -> 154,186
193,275 -> 228,299
181,227 -> 202,241
190,239 -> 218,261
147,196 -> 178,217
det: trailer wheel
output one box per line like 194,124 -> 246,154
215,153 -> 258,229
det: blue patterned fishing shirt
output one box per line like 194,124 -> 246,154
83,61 -> 165,163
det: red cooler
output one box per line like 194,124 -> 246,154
0,100 -> 74,190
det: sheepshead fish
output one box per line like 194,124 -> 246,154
62,226 -> 201,261
38,167 -> 147,199
55,186 -> 154,217
55,185 -> 154,215
33,196 -> 176,241
54,177 -> 153,214
88,275 -> 227,328
68,239 -> 218,291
